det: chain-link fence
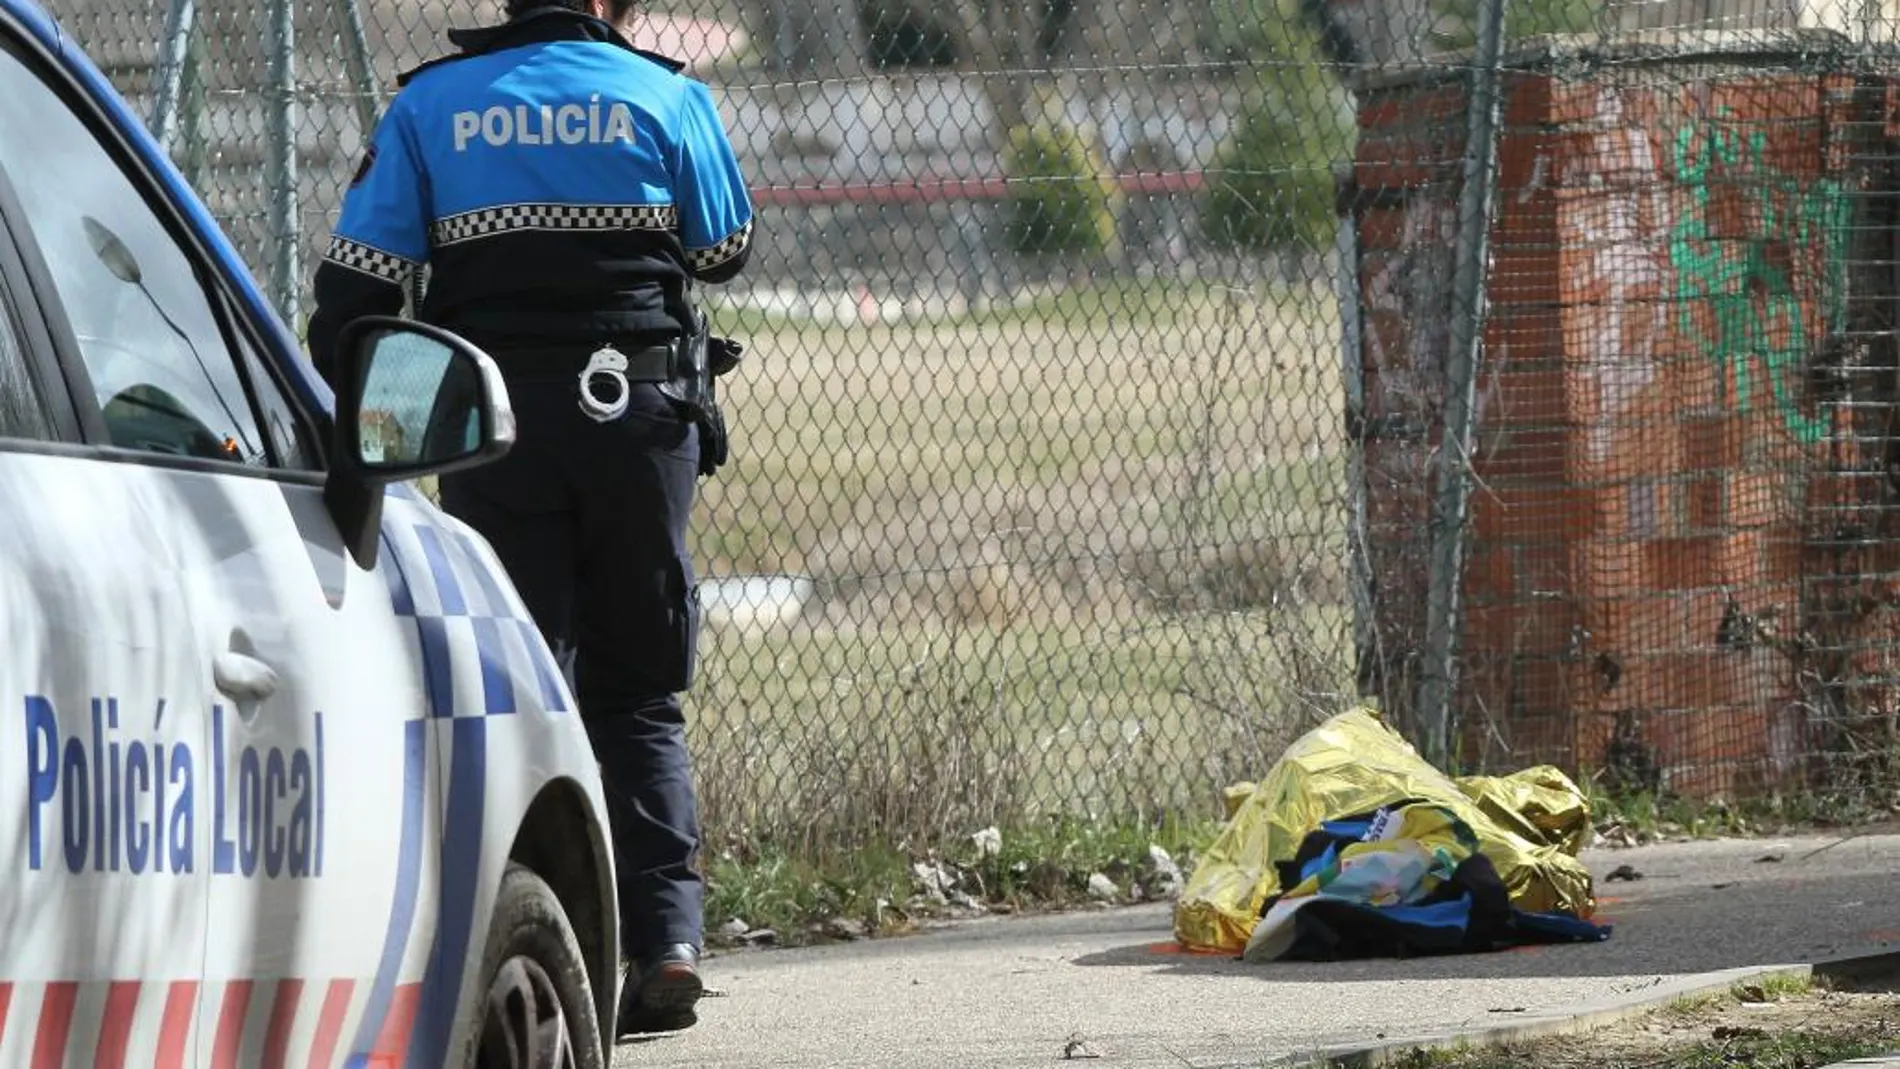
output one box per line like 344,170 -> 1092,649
1350,0 -> 1900,810
40,0 -> 1900,856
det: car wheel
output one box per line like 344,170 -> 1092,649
467,861 -> 607,1069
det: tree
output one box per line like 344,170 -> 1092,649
1199,0 -> 1355,256
1001,122 -> 1119,257
1196,0 -> 1606,258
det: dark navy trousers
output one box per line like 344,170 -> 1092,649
438,348 -> 704,958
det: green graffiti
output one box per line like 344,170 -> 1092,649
1665,115 -> 1849,445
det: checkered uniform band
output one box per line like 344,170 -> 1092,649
430,202 -> 680,247
686,219 -> 752,273
324,236 -> 418,284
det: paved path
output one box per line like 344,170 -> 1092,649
613,830 -> 1900,1069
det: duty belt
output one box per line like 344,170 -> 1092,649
481,341 -> 676,423
482,341 -> 674,380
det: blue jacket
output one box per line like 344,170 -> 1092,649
306,6 -> 754,377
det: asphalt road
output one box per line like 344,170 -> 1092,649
611,830 -> 1900,1069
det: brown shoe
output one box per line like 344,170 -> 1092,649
616,943 -> 704,1040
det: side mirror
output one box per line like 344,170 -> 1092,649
322,316 -> 515,570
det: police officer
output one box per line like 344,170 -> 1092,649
304,0 -> 754,1041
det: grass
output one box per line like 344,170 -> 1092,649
1664,976 -> 1817,1016
1585,777 -> 1900,844
680,583 -> 1353,948
1392,1034 -> 1893,1069
1375,973 -> 1900,1069
692,276 -> 1346,579
705,274 -> 1323,335
1650,1034 -> 1894,1069
683,274 -> 1355,843
687,598 -> 1358,858
669,274 -> 1361,942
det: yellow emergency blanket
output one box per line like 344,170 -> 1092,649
1173,702 -> 1597,955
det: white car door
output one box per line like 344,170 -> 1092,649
0,25 -> 448,1067
167,457 -> 448,1069
0,152 -> 215,1066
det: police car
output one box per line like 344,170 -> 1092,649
0,0 -> 621,1066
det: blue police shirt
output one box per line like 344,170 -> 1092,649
306,8 -> 754,376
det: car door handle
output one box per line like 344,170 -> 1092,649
214,649 -> 280,702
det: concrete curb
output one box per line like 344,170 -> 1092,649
1263,948 -> 1900,1069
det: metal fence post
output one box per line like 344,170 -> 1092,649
336,0 -> 383,138
268,0 -> 301,326
1334,175 -> 1375,697
335,0 -> 393,314
149,0 -> 193,152
1414,0 -> 1508,770
179,39 -> 206,187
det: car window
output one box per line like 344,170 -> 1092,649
229,309 -> 319,470
0,268 -> 52,440
0,43 -> 269,466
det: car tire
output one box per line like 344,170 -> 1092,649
464,861 -> 607,1069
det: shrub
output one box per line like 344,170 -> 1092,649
1200,106 -> 1341,255
1001,123 -> 1118,258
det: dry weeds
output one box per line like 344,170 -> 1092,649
678,279 -> 1355,850
1403,979 -> 1900,1069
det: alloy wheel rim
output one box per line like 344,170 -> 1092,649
479,955 -> 576,1069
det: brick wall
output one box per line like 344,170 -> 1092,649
1349,41 -> 1900,798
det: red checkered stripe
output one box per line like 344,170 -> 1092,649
0,978 -> 424,1068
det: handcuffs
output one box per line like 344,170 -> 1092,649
577,344 -> 633,423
